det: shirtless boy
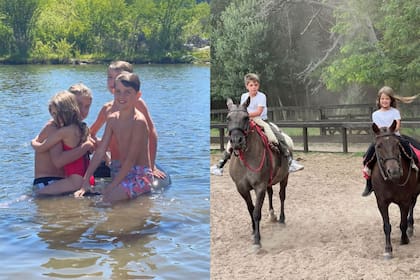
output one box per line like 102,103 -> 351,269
90,61 -> 164,179
75,72 -> 153,203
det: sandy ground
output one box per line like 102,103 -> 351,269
210,151 -> 420,280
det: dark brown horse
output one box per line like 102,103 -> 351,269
371,120 -> 420,259
227,98 -> 289,248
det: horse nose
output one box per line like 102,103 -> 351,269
231,135 -> 245,148
387,168 -> 401,179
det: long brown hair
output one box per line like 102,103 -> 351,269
376,86 -> 418,109
48,91 -> 89,144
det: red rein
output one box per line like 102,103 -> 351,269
238,121 -> 274,184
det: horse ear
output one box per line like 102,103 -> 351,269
372,123 -> 380,135
227,98 -> 234,110
390,120 -> 397,132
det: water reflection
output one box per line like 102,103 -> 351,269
34,195 -> 161,278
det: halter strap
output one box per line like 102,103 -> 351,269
375,141 -> 413,186
237,121 -> 275,185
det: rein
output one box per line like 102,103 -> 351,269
236,121 -> 275,184
375,138 -> 413,186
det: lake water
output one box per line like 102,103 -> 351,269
0,64 -> 210,279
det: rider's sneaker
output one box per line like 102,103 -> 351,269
210,165 -> 223,176
362,166 -> 371,179
289,159 -> 304,173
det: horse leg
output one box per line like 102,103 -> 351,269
237,188 -> 255,235
278,177 -> 288,224
252,186 -> 266,247
399,204 -> 410,245
267,186 -> 276,222
377,203 -> 392,259
407,197 -> 417,237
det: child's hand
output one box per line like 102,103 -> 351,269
74,188 -> 86,198
31,138 -> 45,150
82,137 -> 96,153
153,166 -> 166,179
74,179 -> 92,197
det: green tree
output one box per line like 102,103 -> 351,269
148,0 -> 195,61
321,0 -> 420,94
0,0 -> 39,60
212,0 -> 275,101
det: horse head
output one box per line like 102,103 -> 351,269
226,97 -> 251,151
373,120 -> 403,181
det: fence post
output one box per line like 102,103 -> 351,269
303,127 -> 309,152
341,127 -> 348,153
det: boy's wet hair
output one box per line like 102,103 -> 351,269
115,71 -> 140,92
109,61 -> 133,73
244,73 -> 260,85
68,83 -> 92,99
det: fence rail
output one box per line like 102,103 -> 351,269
211,120 -> 420,153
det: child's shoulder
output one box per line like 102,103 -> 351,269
135,98 -> 148,111
102,100 -> 114,108
38,120 -> 58,139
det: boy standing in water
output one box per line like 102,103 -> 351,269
32,84 -> 94,190
75,72 -> 153,203
90,61 -> 165,179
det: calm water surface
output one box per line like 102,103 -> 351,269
0,64 -> 209,279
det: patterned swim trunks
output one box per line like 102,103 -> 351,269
119,166 -> 153,198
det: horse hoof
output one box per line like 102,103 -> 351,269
252,244 -> 261,253
407,227 -> 414,237
268,210 -> 277,222
383,252 -> 393,260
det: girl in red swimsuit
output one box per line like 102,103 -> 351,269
31,91 -> 91,195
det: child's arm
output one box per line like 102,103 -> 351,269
395,119 -> 401,133
49,136 -> 95,169
248,106 -> 264,118
89,105 -> 108,139
136,100 -> 160,175
75,121 -> 113,197
31,127 -> 69,153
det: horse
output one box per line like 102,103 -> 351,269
226,97 -> 290,248
371,120 -> 420,259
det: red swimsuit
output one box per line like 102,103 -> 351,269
63,143 -> 89,177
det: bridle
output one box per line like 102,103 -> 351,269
227,108 -> 250,141
228,111 -> 274,183
375,133 -> 412,186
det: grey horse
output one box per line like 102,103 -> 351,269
227,97 -> 290,248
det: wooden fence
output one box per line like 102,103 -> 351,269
211,120 -> 420,153
211,103 -> 420,152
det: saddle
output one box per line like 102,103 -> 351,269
410,144 -> 420,169
250,121 -> 290,158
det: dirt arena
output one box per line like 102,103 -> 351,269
210,152 -> 420,280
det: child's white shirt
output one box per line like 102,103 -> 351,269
240,91 -> 268,120
372,107 -> 401,135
